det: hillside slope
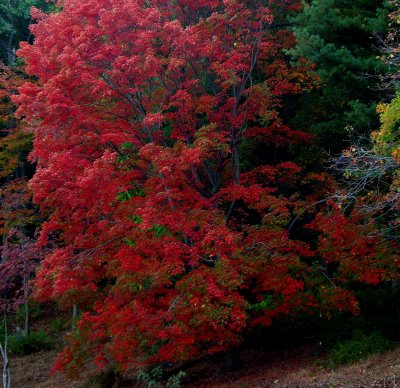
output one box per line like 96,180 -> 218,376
11,345 -> 400,387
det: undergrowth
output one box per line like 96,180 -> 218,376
327,330 -> 391,368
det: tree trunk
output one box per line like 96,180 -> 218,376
0,318 -> 11,388
392,279 -> 400,329
23,294 -> 29,338
22,242 -> 29,338
72,304 -> 78,330
224,347 -> 241,372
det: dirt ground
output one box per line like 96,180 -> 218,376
189,345 -> 400,387
9,345 -> 400,387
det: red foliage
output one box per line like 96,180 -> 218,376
0,180 -> 44,315
307,209 -> 400,286
0,229 -> 39,314
14,0 -> 398,372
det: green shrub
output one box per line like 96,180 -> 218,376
50,317 -> 68,333
166,371 -> 186,388
81,369 -> 120,388
15,301 -> 42,324
328,331 -> 390,368
137,366 -> 163,388
137,366 -> 186,388
8,330 -> 54,355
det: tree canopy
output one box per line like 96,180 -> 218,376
290,0 -> 391,153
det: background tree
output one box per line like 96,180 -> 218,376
0,4 -> 51,374
330,0 -> 400,241
0,0 -> 55,66
289,0 -> 391,157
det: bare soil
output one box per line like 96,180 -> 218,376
187,345 -> 400,387
9,344 -> 400,387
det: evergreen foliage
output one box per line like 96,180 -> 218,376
290,0 -> 392,153
0,0 -> 55,65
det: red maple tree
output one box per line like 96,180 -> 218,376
14,0 -> 399,372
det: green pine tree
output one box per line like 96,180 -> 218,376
289,0 -> 392,155
0,0 -> 55,65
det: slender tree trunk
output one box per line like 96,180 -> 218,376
392,279 -> 400,329
231,138 -> 240,186
5,0 -> 15,67
23,275 -> 29,337
72,304 -> 78,330
392,279 -> 399,291
20,205 -> 29,338
0,316 -> 11,388
224,347 -> 241,372
225,138 -> 239,221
